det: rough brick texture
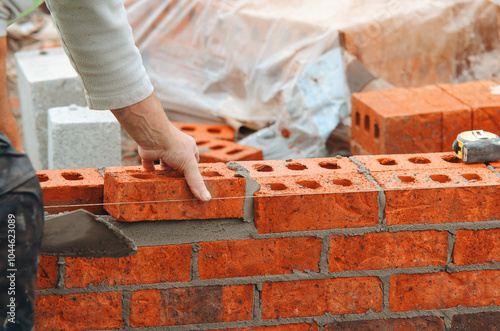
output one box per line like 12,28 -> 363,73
261,277 -> 383,319
329,231 -> 448,272
207,324 -> 319,331
453,229 -> 500,265
198,237 -> 322,279
37,168 -> 104,215
129,285 -> 253,327
64,245 -> 192,288
104,163 -> 245,222
325,317 -> 445,330
35,292 -> 122,330
451,312 -> 500,330
37,255 -> 58,290
390,271 -> 500,311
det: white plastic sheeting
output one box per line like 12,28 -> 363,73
124,0 -> 500,159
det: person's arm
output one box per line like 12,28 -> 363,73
45,0 -> 211,201
0,36 -> 23,152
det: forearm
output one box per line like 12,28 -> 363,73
0,36 -> 22,151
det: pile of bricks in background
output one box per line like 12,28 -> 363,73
35,152 -> 500,330
173,121 -> 263,163
351,80 -> 500,155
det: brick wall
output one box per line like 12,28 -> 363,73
35,153 -> 500,330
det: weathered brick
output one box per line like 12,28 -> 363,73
325,316 -> 444,330
37,256 -> 58,290
64,245 -> 191,288
329,231 -> 448,272
37,168 -> 104,215
439,80 -> 500,134
390,271 -> 500,311
354,152 -> 486,173
130,285 -> 253,327
104,163 -> 246,222
371,168 -> 500,225
196,137 -> 263,163
451,312 -> 500,330
350,139 -> 371,156
454,229 -> 500,265
35,292 -> 122,330
261,277 -> 383,319
207,323 -> 318,331
173,121 -> 235,141
198,237 -> 322,279
254,173 -> 379,233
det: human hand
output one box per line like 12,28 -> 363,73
111,93 -> 211,201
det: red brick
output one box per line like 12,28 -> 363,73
354,152 -> 486,173
37,168 -> 104,215
207,323 -> 318,331
35,292 -> 122,330
371,167 -> 500,225
104,163 -> 245,222
390,271 -> 500,311
452,312 -> 500,330
196,137 -> 263,163
173,121 -> 235,141
237,158 -> 359,177
439,81 -> 500,133
454,229 -> 500,265
64,245 -> 191,288
261,277 -> 383,319
350,139 -> 371,156
325,316 -> 444,330
253,173 -> 380,233
198,237 -> 322,279
329,231 -> 448,272
129,285 -> 253,327
37,256 -> 58,290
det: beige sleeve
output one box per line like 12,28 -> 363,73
0,0 -> 33,37
45,0 -> 154,110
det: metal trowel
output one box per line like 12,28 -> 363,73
41,209 -> 137,258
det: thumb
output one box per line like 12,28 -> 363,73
183,160 -> 211,201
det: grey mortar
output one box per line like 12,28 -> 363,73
487,164 -> 500,179
226,161 -> 261,223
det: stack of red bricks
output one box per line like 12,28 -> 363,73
35,152 -> 500,330
351,80 -> 500,155
173,121 -> 263,162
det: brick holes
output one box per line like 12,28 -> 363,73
296,180 -> 321,189
254,164 -> 274,172
378,158 -> 397,165
196,140 -> 209,146
265,183 -> 288,191
286,163 -> 308,171
364,115 -> 370,131
330,179 -> 353,187
210,145 -> 225,150
429,174 -> 451,183
181,126 -> 195,132
409,156 -> 431,164
131,173 -> 153,179
37,174 -> 49,182
374,123 -> 380,138
355,112 -> 360,126
207,128 -> 221,133
318,161 -> 340,170
442,154 -> 460,163
201,171 -> 222,177
61,172 -> 83,181
461,173 -> 481,182
397,175 -> 415,183
226,149 -> 242,155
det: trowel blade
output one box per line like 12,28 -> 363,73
41,209 -> 137,258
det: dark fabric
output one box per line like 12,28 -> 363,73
0,132 -> 43,331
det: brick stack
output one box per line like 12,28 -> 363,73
34,153 -> 500,330
351,80 -> 500,155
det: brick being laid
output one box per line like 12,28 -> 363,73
104,163 -> 246,222
195,136 -> 263,163
172,121 -> 235,141
37,168 -> 104,215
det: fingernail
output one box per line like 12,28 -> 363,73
201,190 -> 212,201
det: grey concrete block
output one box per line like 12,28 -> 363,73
15,47 -> 87,169
48,105 -> 121,169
